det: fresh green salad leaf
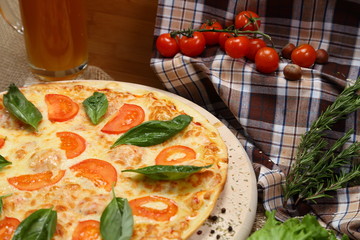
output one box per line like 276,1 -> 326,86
122,164 -> 212,180
111,114 -> 192,148
0,155 -> 11,170
247,211 -> 349,240
83,92 -> 108,125
12,208 -> 57,240
100,194 -> 133,240
0,194 -> 11,215
3,84 -> 43,131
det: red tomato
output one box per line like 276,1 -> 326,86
219,32 -> 233,51
45,94 -> 79,122
155,145 -> 196,165
129,196 -> 178,221
72,220 -> 100,240
0,137 -> 5,149
8,170 -> 65,191
0,217 -> 20,240
156,33 -> 180,58
246,38 -> 267,61
224,36 -> 250,58
101,104 -> 145,134
291,44 -> 316,67
179,32 -> 206,57
255,47 -> 279,74
70,159 -> 117,192
56,132 -> 86,159
200,20 -> 223,46
235,10 -> 261,31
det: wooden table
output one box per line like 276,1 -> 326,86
86,0 -> 164,89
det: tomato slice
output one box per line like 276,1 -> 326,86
129,196 -> 178,221
8,170 -> 65,191
101,104 -> 145,134
0,217 -> 20,240
70,159 -> 117,192
56,132 -> 86,159
0,137 -> 5,149
72,220 -> 100,240
155,145 -> 196,165
45,94 -> 79,122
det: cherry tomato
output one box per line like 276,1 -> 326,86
246,38 -> 267,61
56,131 -> 86,159
70,159 -> 117,192
45,94 -> 79,122
8,170 -> 66,191
179,32 -> 206,57
224,36 -> 250,58
155,145 -> 196,165
0,137 -> 5,149
291,44 -> 316,67
235,11 -> 261,31
0,217 -> 20,240
72,220 -> 100,240
219,32 -> 233,51
200,20 -> 223,46
156,33 -> 180,58
101,104 -> 145,134
129,196 -> 178,221
255,47 -> 279,74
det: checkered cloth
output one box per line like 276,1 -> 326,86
150,0 -> 360,239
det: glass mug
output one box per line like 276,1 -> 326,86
0,0 -> 88,80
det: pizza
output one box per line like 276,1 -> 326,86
0,80 -> 228,240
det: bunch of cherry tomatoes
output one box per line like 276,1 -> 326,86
156,10 -> 329,77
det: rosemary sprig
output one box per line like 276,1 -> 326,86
284,77 -> 360,206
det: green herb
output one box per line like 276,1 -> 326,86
0,194 -> 11,215
247,210 -> 349,240
83,92 -> 108,125
3,84 -> 43,131
111,114 -> 192,148
0,155 -> 11,170
100,191 -> 133,240
12,208 -> 57,240
122,164 -> 212,180
284,77 -> 360,205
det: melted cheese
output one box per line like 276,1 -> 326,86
0,81 -> 228,239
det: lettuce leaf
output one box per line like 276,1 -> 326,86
247,211 -> 349,240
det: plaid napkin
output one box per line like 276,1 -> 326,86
150,0 -> 360,239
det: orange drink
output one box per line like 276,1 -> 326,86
18,0 -> 88,80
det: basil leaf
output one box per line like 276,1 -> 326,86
100,197 -> 133,240
0,155 -> 11,170
111,114 -> 192,148
122,164 -> 212,180
0,194 -> 11,215
3,84 -> 42,131
83,92 -> 108,125
12,208 -> 57,240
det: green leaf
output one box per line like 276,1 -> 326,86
0,194 -> 11,215
0,155 -> 11,170
247,211 -> 348,240
83,92 -> 108,125
111,114 -> 192,148
12,208 -> 57,240
100,196 -> 133,240
3,84 -> 43,131
122,164 -> 212,180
